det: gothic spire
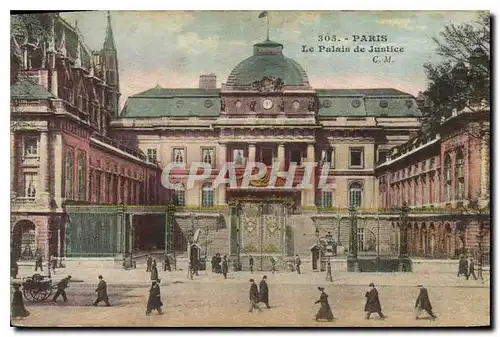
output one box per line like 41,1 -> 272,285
103,11 -> 116,51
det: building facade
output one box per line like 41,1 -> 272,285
10,13 -> 165,261
375,107 -> 490,260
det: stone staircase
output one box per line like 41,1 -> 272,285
203,228 -> 230,258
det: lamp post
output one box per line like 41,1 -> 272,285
398,201 -> 411,272
376,212 -> 380,272
335,211 -> 342,255
347,204 -> 359,272
204,227 -> 209,258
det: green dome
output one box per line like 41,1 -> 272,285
226,40 -> 309,87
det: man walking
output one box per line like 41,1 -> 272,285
295,254 -> 301,274
467,258 -> 477,280
53,275 -> 72,303
35,251 -> 43,272
163,254 -> 171,272
326,260 -> 333,282
364,283 -> 386,320
270,256 -> 277,274
93,275 -> 111,306
151,259 -> 159,282
222,255 -> 229,279
415,285 -> 437,320
248,278 -> 262,312
146,254 -> 152,272
457,255 -> 467,277
249,255 -> 254,273
259,275 -> 271,309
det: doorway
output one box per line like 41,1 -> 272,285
260,147 -> 274,166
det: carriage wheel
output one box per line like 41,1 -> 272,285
42,287 -> 53,300
23,289 -> 35,302
30,288 -> 49,302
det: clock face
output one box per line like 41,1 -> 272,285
262,98 -> 273,110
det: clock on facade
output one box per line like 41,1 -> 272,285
262,98 -> 273,110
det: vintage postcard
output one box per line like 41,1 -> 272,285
10,10 -> 490,327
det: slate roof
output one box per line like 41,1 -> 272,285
121,87 -> 221,118
11,78 -> 55,100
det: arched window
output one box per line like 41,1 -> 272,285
175,184 -> 186,206
320,190 -> 333,208
77,152 -> 86,200
65,148 -> 75,199
348,182 -> 362,207
455,149 -> 465,199
444,154 -> 452,201
202,183 -> 213,207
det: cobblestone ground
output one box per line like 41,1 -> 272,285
11,267 -> 490,327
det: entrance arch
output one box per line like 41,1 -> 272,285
12,220 -> 36,260
443,223 -> 453,258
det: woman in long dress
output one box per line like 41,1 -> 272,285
315,287 -> 334,321
150,259 -> 159,281
146,281 -> 163,315
11,283 -> 30,320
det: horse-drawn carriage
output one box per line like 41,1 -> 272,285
21,274 -> 54,302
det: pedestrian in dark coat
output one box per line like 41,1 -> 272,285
11,283 -> 30,319
315,287 -> 334,321
52,275 -> 71,303
467,258 -> 477,280
93,275 -> 111,306
259,275 -> 271,308
457,256 -> 467,277
51,255 -> 57,273
211,256 -> 216,273
415,285 -> 436,320
192,256 -> 199,276
146,281 -> 163,315
364,283 -> 386,319
35,252 -> 43,272
150,261 -> 159,281
222,255 -> 229,279
249,255 -> 254,273
295,254 -> 301,274
163,255 -> 171,272
146,255 -> 152,272
216,254 -> 222,274
11,258 -> 18,279
248,279 -> 261,312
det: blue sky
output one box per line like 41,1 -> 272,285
61,10 -> 483,107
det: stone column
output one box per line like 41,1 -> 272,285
248,143 -> 256,163
53,133 -> 63,205
10,132 -> 16,199
218,143 -> 227,205
277,143 -> 285,170
37,131 -> 50,204
304,143 -> 316,206
480,132 -> 490,199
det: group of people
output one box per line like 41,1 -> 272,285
248,276 -> 272,312
210,253 -> 229,278
457,256 -> 478,280
313,283 -> 437,322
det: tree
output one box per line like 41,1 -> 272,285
421,13 -> 490,131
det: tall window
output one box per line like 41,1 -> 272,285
24,173 -> 37,198
430,157 -> 435,169
233,149 -> 245,166
320,191 -> 333,208
201,183 -> 213,207
455,149 -> 465,199
290,149 -> 303,165
320,148 -> 334,167
349,182 -> 363,207
349,148 -> 364,168
378,149 -> 389,163
24,137 -> 38,156
173,148 -> 185,164
444,154 -> 452,201
77,152 -> 86,200
201,148 -> 215,167
147,149 -> 157,163
64,148 -> 74,199
174,184 -> 186,206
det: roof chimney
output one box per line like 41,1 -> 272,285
199,74 -> 216,89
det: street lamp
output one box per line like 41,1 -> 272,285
347,204 -> 359,272
398,201 -> 411,272
335,211 -> 342,246
376,212 -> 380,272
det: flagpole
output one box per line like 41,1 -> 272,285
267,13 -> 269,40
